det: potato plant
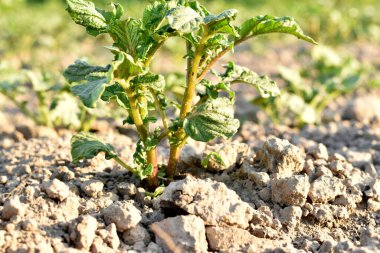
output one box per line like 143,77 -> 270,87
0,68 -> 95,131
64,0 -> 316,189
253,46 -> 369,127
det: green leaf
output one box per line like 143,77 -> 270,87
166,6 -> 201,34
71,132 -> 117,163
203,9 -> 239,36
184,97 -> 240,142
146,185 -> 165,197
66,0 -> 107,36
143,1 -> 168,31
222,62 -> 280,98
138,164 -> 154,180
132,73 -> 165,92
50,92 -> 81,128
239,15 -> 317,44
110,49 -> 145,80
101,83 -> 130,109
63,59 -> 110,84
70,75 -> 109,108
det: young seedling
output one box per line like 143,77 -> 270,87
253,46 -> 367,127
64,0 -> 316,190
0,67 -> 95,131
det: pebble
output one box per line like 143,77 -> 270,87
81,180 -> 104,197
2,196 -> 25,220
103,201 -> 142,232
43,179 -> 70,201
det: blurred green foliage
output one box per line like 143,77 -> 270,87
1,0 -> 379,64
252,46 -> 378,127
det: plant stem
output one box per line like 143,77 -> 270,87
114,156 -> 140,176
196,36 -> 252,83
150,88 -> 169,130
166,28 -> 210,180
119,79 -> 159,188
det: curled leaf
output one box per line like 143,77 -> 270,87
66,0 -> 107,35
166,6 -> 201,34
71,132 -> 117,163
222,62 -> 280,98
240,15 -> 317,44
184,97 -> 240,142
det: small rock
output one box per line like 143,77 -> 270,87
0,230 -> 4,247
122,224 -> 150,245
203,142 -> 250,172
81,180 -> 104,197
343,95 -> 380,123
22,219 -> 38,231
50,166 -> 75,182
151,215 -> 208,253
69,215 -> 98,250
117,182 -> 137,196
103,201 -> 142,232
0,175 -> 8,184
360,227 -> 380,247
91,236 -> 114,253
147,242 -> 164,253
154,176 -> 254,228
280,206 -> 302,230
15,124 -> 37,139
315,165 -> 333,178
308,176 -> 346,203
367,199 -> 380,211
98,223 -> 120,250
43,179 -> 70,201
311,204 -> 333,223
239,164 -> 270,188
2,195 -> 25,220
256,136 -> 304,176
308,143 -> 329,160
345,150 -> 372,168
271,174 -> 310,206
206,226 -> 255,251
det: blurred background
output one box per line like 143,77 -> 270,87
0,0 -> 379,130
1,0 -> 379,70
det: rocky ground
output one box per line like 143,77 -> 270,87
1,43 -> 380,252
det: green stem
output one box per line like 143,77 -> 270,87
150,88 -> 169,131
166,28 -> 210,180
196,36 -> 252,83
113,156 -> 140,176
119,79 -> 159,188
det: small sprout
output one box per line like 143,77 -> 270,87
201,152 -> 226,169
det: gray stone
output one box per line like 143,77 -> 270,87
69,215 -> 98,250
257,136 -> 304,176
239,163 -> 270,188
97,223 -> 120,250
343,95 -> 380,123
154,176 -> 253,228
122,224 -> 150,245
117,182 -> 137,196
2,195 -> 25,220
103,201 -> 142,232
81,180 -> 104,197
271,174 -> 310,206
309,176 -> 346,203
308,143 -> 329,160
43,179 -> 70,201
151,215 -> 208,253
280,206 -> 303,230
206,226 -> 254,251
